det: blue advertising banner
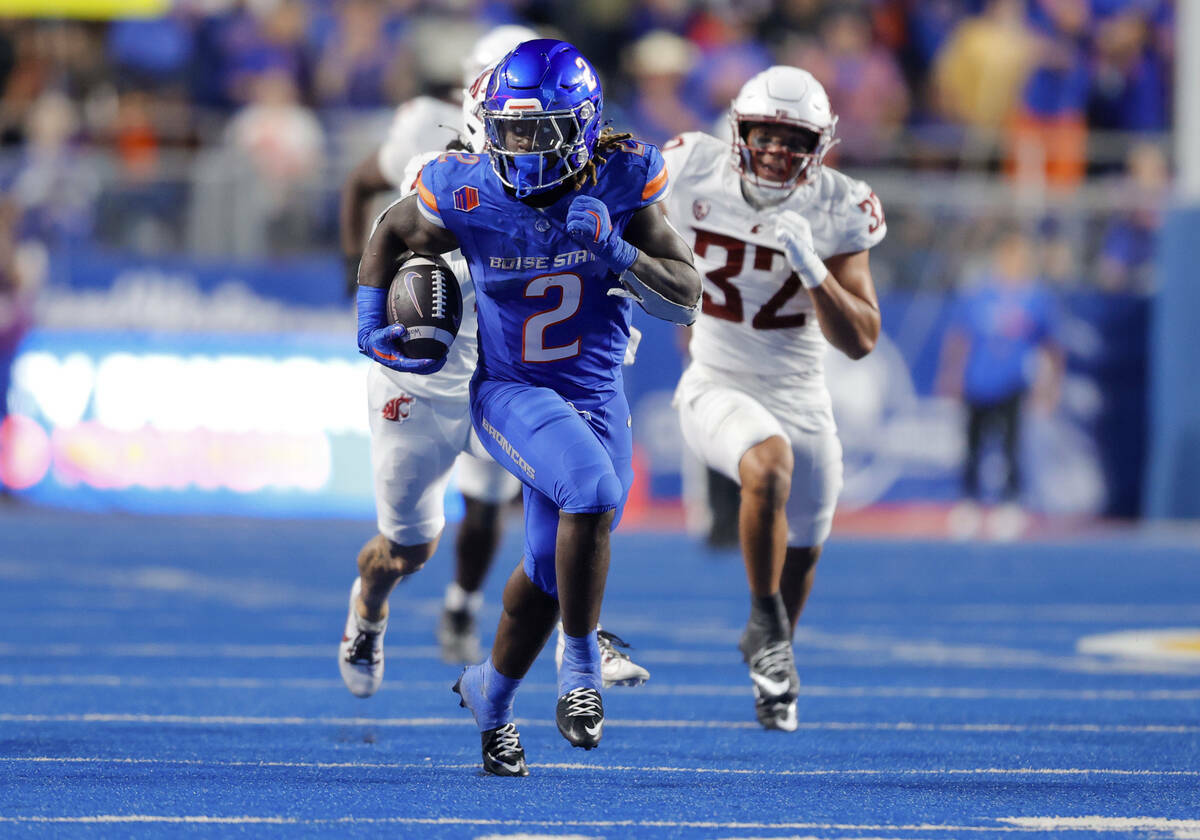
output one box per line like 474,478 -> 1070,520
2,329 -> 379,517
2,246 -> 1149,519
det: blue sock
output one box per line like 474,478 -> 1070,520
462,659 -> 521,731
559,629 -> 601,694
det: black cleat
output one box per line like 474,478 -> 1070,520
453,669 -> 528,776
479,723 -> 529,777
739,623 -> 800,732
555,686 -> 604,749
752,691 -> 799,731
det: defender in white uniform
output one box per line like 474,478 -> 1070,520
662,66 -> 886,730
338,27 -> 648,695
337,28 -> 534,692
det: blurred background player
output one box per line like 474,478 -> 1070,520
337,26 -> 533,686
937,225 -> 1063,539
662,66 -> 885,731
338,30 -> 649,699
355,39 -> 699,775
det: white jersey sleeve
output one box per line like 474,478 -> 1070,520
660,133 -> 703,208
376,97 -> 462,189
828,173 -> 886,256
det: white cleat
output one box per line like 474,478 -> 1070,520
338,578 -> 386,698
554,622 -> 651,688
986,502 -> 1029,542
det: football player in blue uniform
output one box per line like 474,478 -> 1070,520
355,39 -> 700,776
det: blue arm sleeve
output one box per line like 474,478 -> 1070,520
356,285 -> 388,353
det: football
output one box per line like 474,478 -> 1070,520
386,254 -> 463,361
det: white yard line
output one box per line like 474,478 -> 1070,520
3,673 -> 1199,701
3,756 -> 1199,779
0,713 -> 1195,734
0,812 -> 1198,837
3,636 -> 1198,675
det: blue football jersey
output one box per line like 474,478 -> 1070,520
415,141 -> 669,402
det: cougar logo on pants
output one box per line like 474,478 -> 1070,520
382,394 -> 415,422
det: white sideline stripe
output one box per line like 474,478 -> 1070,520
1,813 -> 1198,834
4,673 -> 1200,702
0,713 -> 1195,734
1000,817 -> 1200,832
4,756 -> 1199,780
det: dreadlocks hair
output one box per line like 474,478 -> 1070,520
570,128 -> 635,191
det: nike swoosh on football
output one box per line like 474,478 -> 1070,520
750,672 -> 791,698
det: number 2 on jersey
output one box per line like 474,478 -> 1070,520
523,272 -> 582,362
693,229 -> 806,329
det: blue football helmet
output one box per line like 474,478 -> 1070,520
481,39 -> 603,198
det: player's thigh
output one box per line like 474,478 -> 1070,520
783,423 -> 844,547
454,448 -> 522,505
368,368 -> 470,544
520,484 -> 563,597
471,380 -> 625,514
675,363 -> 787,484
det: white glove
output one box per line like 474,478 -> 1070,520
773,210 -> 827,290
623,325 -> 642,366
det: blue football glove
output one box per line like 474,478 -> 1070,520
564,194 -> 638,274
362,323 -> 448,375
356,285 -> 448,375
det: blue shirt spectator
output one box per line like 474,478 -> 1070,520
1087,10 -> 1168,132
955,281 -> 1058,403
942,230 -> 1061,405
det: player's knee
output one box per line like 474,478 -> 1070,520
564,471 -> 623,513
360,534 -> 434,579
739,439 -> 793,508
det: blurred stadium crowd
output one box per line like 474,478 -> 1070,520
0,0 -> 1173,294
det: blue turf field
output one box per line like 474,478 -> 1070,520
1,505 -> 1198,838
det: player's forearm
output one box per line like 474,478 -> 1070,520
608,203 -> 702,325
628,253 -> 702,308
808,278 -> 880,360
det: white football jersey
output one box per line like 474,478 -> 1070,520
662,131 -> 886,391
372,151 -> 478,401
376,97 -> 461,189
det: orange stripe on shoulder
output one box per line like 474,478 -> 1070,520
417,173 -> 439,213
642,166 -> 668,200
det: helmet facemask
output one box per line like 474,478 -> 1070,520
731,113 -> 838,198
483,100 -> 597,198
